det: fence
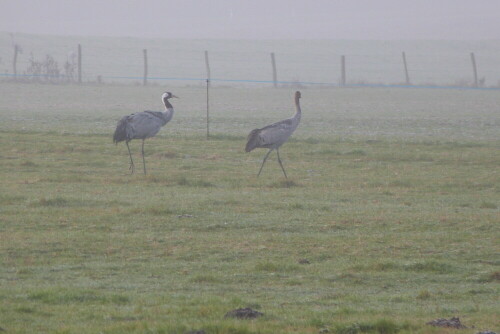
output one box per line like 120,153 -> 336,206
1,34 -> 500,90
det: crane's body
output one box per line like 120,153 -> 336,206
113,92 -> 178,174
245,91 -> 302,178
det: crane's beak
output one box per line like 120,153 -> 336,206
171,94 -> 179,99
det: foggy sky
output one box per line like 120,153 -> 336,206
1,0 -> 499,40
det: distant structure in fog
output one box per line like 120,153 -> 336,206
245,91 -> 302,178
113,92 -> 179,174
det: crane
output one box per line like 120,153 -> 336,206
245,91 -> 302,178
113,92 -> 178,174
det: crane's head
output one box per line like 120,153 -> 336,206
295,91 -> 301,99
162,92 -> 179,100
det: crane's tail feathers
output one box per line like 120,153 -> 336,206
245,128 -> 261,152
113,117 -> 128,144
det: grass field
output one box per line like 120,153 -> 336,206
0,81 -> 499,333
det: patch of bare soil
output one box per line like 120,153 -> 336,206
224,307 -> 263,319
426,317 -> 467,329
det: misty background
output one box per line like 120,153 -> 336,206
1,0 -> 500,40
1,0 -> 500,87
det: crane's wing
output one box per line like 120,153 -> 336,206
113,114 -> 134,143
259,118 -> 293,133
245,118 -> 293,152
126,111 -> 164,139
143,111 -> 164,119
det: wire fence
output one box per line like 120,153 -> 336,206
2,34 -> 500,90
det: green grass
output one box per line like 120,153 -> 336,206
0,82 -> 499,333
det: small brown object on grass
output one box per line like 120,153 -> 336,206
426,317 -> 467,329
224,308 -> 263,319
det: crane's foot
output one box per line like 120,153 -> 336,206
129,162 -> 135,174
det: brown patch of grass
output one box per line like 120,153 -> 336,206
478,271 -> 500,283
20,160 -> 38,167
479,202 -> 497,209
201,154 -> 223,160
156,152 -> 178,159
267,179 -> 301,188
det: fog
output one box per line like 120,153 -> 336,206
1,0 -> 499,39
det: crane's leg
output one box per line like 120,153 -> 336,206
126,141 -> 134,174
276,148 -> 288,179
141,139 -> 147,175
257,149 -> 273,177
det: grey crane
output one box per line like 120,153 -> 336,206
113,92 -> 178,174
245,91 -> 302,178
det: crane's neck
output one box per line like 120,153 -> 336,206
294,95 -> 302,122
163,97 -> 173,110
162,97 -> 174,123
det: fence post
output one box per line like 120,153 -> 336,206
206,79 -> 210,139
271,52 -> 278,88
204,50 -> 211,87
470,52 -> 478,87
143,49 -> 148,86
77,44 -> 82,84
205,51 -> 211,139
402,51 -> 410,85
12,44 -> 19,80
340,55 -> 346,86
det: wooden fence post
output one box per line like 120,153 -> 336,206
206,79 -> 210,139
143,49 -> 148,86
77,44 -> 82,84
402,51 -> 410,85
271,52 -> 277,88
204,50 -> 211,87
470,52 -> 478,87
340,55 -> 346,86
12,44 -> 19,80
204,51 -> 211,139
